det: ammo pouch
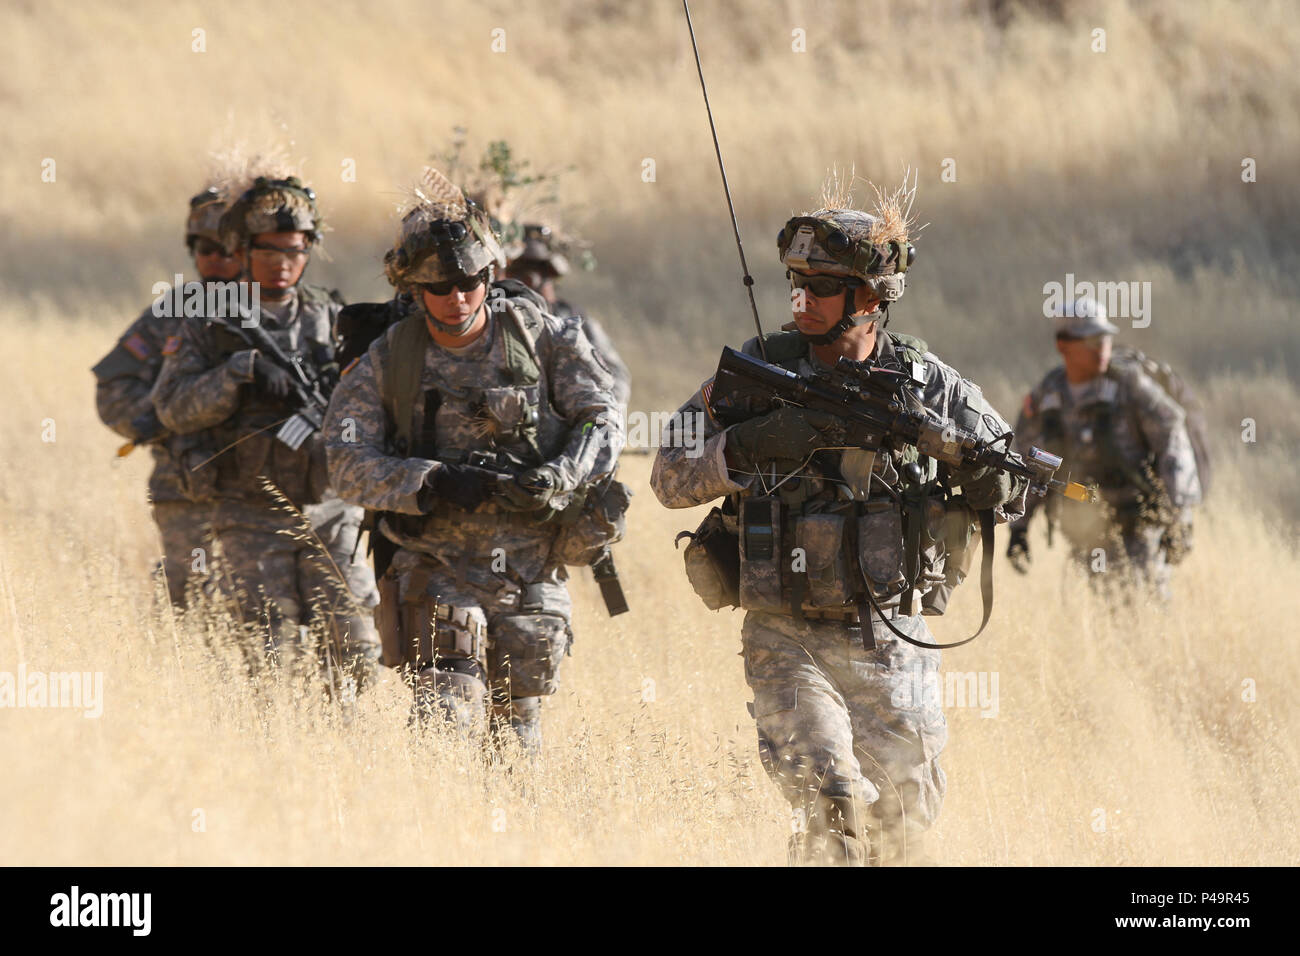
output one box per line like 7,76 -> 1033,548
375,570 -> 486,671
552,477 -> 633,567
675,505 -> 741,610
175,435 -> 219,503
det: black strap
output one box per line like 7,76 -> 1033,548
861,509 -> 996,651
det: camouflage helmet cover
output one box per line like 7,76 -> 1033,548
383,175 -> 506,289
185,186 -> 229,246
504,223 -> 570,277
777,208 -> 915,303
219,176 -> 322,251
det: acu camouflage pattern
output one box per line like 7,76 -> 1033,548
323,284 -> 623,748
93,293 -> 223,605
651,328 -> 1024,864
1011,354 -> 1202,596
152,284 -> 379,675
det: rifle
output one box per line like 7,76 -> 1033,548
710,346 -> 1096,503
221,315 -> 334,451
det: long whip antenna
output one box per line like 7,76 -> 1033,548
682,0 -> 767,359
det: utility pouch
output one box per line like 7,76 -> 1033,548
795,513 -> 852,607
922,499 -> 977,616
740,496 -> 784,611
675,506 -> 740,610
376,572 -> 403,667
857,501 -> 906,597
176,438 -> 219,503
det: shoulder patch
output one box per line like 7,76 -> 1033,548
699,378 -> 718,423
122,332 -> 151,361
162,335 -> 182,356
341,356 -> 361,377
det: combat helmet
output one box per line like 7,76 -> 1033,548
384,167 -> 506,333
185,186 -> 230,250
218,176 -> 322,252
504,223 -> 570,278
777,175 -> 918,344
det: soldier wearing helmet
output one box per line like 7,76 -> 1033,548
1006,297 -> 1202,597
152,174 -> 381,692
91,184 -> 242,607
323,168 -> 624,755
504,223 -> 630,409
650,179 -> 1027,865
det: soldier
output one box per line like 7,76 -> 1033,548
1006,297 -> 1201,598
92,186 -> 241,607
152,174 -> 380,689
650,188 -> 1026,865
504,223 -> 631,408
323,168 -> 623,754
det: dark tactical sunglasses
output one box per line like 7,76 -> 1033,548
788,269 -> 863,298
192,238 -> 231,258
420,268 -> 489,296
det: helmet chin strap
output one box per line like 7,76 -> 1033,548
802,288 -> 873,346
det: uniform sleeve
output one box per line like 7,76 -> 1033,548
923,354 -> 1027,521
322,341 -> 434,515
650,377 -> 753,508
541,316 -> 626,493
579,316 -> 631,409
1129,372 -> 1203,510
152,317 -> 258,434
92,313 -> 160,439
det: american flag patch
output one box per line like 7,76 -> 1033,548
122,333 -> 150,360
700,377 -> 717,423
162,335 -> 182,356
341,356 -> 361,377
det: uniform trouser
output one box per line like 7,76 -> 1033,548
151,499 -> 218,608
392,553 -> 572,753
742,610 -> 948,865
1069,522 -> 1171,600
212,497 -> 380,685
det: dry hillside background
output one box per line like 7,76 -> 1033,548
1,0 -> 1297,864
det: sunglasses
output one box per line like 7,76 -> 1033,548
249,242 -> 311,264
419,270 -> 489,296
193,238 -> 231,258
788,270 -> 861,299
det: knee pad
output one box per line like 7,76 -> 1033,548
415,663 -> 488,736
489,611 -> 570,698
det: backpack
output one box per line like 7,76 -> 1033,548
1112,346 -> 1212,498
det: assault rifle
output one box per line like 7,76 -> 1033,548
710,346 -> 1096,503
221,315 -> 335,451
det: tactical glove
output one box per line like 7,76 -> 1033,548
1006,526 -> 1031,575
129,408 -> 166,444
252,353 -> 295,400
725,406 -> 843,472
497,466 -> 559,511
419,462 -> 499,513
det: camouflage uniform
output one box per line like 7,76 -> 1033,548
1009,305 -> 1201,598
93,301 -> 218,606
324,282 -> 621,750
652,202 -> 1025,865
653,331 -> 1022,864
152,177 -> 379,683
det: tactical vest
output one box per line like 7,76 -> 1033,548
205,285 -> 337,505
688,330 -> 984,642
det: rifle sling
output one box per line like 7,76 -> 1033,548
860,508 -> 996,651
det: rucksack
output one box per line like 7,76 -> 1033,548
1111,346 -> 1212,499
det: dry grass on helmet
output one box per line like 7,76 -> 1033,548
808,166 -> 924,248
209,141 -> 303,204
400,166 -> 468,222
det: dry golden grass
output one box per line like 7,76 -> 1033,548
1,307 -> 1297,865
2,1 -> 1298,865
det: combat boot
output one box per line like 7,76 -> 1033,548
789,795 -> 879,866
